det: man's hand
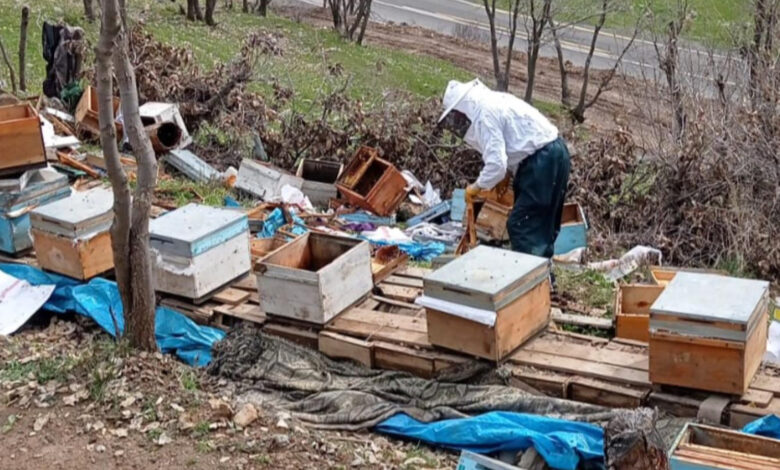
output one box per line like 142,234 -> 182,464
465,183 -> 481,202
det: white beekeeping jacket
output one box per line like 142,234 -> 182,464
439,79 -> 559,190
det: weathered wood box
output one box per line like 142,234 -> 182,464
30,187 -> 114,280
0,168 -> 70,254
296,159 -> 342,208
649,272 -> 770,395
419,245 -> 551,361
235,159 -> 303,201
75,85 -> 121,137
670,422 -> 780,469
553,202 -> 587,255
0,103 -> 47,176
614,283 -> 665,342
256,232 -> 373,325
336,147 -> 407,216
150,204 -> 251,301
475,199 -> 511,242
139,102 -> 192,149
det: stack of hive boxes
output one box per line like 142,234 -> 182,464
30,187 -> 114,279
418,245 -> 552,361
150,204 -> 251,301
0,168 -> 70,255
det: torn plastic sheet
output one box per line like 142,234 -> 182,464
376,411 -> 604,470
0,270 -> 55,335
415,295 -> 496,327
360,236 -> 446,261
587,246 -> 662,281
743,414 -> 780,439
0,263 -> 224,367
258,207 -> 308,239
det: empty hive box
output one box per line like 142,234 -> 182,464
649,272 -> 770,395
255,232 -> 373,325
419,245 -> 551,361
0,168 -> 70,254
0,102 -> 47,176
150,203 -> 251,301
670,423 -> 780,469
75,85 -> 122,137
614,283 -> 665,342
30,187 -> 114,280
296,159 -> 342,207
336,147 -> 407,216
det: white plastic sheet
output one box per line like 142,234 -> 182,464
415,295 -> 496,327
0,271 -> 55,335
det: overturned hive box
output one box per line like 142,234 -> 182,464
614,283 -> 665,343
235,159 -> 303,201
669,422 -> 780,469
30,187 -> 114,280
0,168 -> 70,254
336,147 -> 407,216
139,102 -> 192,149
296,159 -> 342,208
649,272 -> 770,395
0,102 -> 47,176
150,203 -> 251,301
419,245 -> 551,361
255,232 -> 373,325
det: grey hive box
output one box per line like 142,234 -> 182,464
255,232 -> 373,325
422,245 -> 552,361
30,187 -> 115,279
649,272 -> 770,395
150,203 -> 251,301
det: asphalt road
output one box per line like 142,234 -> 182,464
293,0 -> 743,92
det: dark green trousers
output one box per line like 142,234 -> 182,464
507,137 -> 571,258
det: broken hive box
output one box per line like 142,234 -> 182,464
296,159 -> 342,208
336,147 -> 407,216
419,245 -> 551,361
235,159 -> 303,201
255,232 -> 373,325
0,102 -> 47,176
75,85 -> 121,138
30,187 -> 114,280
670,422 -> 780,469
553,202 -> 587,255
0,168 -> 70,254
150,204 -> 251,301
139,102 -> 192,149
614,283 -> 665,342
649,272 -> 770,395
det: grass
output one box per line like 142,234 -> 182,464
179,369 -> 200,392
554,267 -> 615,316
0,356 -> 76,384
155,177 -> 236,208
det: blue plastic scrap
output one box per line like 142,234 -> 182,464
376,411 -> 604,470
258,207 -> 308,238
0,263 -> 224,367
361,237 -> 446,262
743,414 -> 780,439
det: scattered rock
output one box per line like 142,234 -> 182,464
233,404 -> 258,428
272,434 -> 290,447
114,450 -> 124,457
170,403 -> 184,413
110,428 -> 129,438
119,396 -> 136,409
95,445 -> 106,454
351,456 -> 364,467
219,456 -> 231,463
275,418 -> 289,429
209,398 -> 233,420
156,432 -> 172,446
402,457 -> 427,468
32,414 -> 49,432
178,412 -> 195,431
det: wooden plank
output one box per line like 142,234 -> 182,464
383,275 -> 424,289
373,341 -> 435,378
522,337 -> 649,371
511,368 -> 568,398
551,310 -> 613,330
510,350 -> 650,387
213,303 -> 265,325
318,331 -> 373,368
395,265 -> 432,279
325,309 -> 429,348
741,388 -> 774,407
263,323 -> 319,350
161,298 -> 215,323
569,377 -> 650,409
370,295 -> 422,312
729,398 -> 780,428
378,284 -> 420,303
751,374 -> 780,396
212,287 -> 250,306
231,273 -> 257,291
647,391 -> 702,418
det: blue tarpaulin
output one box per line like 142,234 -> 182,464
258,207 -> 307,238
743,414 -> 780,439
376,412 -> 604,470
360,237 -> 446,261
0,263 -> 224,367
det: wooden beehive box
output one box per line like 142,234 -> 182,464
30,187 -> 114,280
554,202 -> 587,255
75,85 -> 121,137
296,159 -> 342,208
139,102 -> 192,149
0,103 -> 47,176
649,272 -> 770,395
614,283 -> 665,342
150,204 -> 251,301
670,422 -> 780,469
235,159 -> 303,200
336,147 -> 407,216
475,199 -> 511,242
256,232 -> 373,325
420,245 -> 551,361
0,168 -> 70,254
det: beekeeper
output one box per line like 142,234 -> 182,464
438,79 -> 571,259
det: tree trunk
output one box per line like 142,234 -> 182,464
258,0 -> 270,16
242,0 -> 248,12
524,0 -> 551,102
97,0 -> 158,352
0,37 -> 16,94
18,5 -> 29,92
482,0 -> 505,91
550,19 -> 571,107
355,0 -> 372,45
83,0 -> 95,22
205,0 -> 217,25
187,0 -> 203,21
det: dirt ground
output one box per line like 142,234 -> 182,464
0,318 -> 456,470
